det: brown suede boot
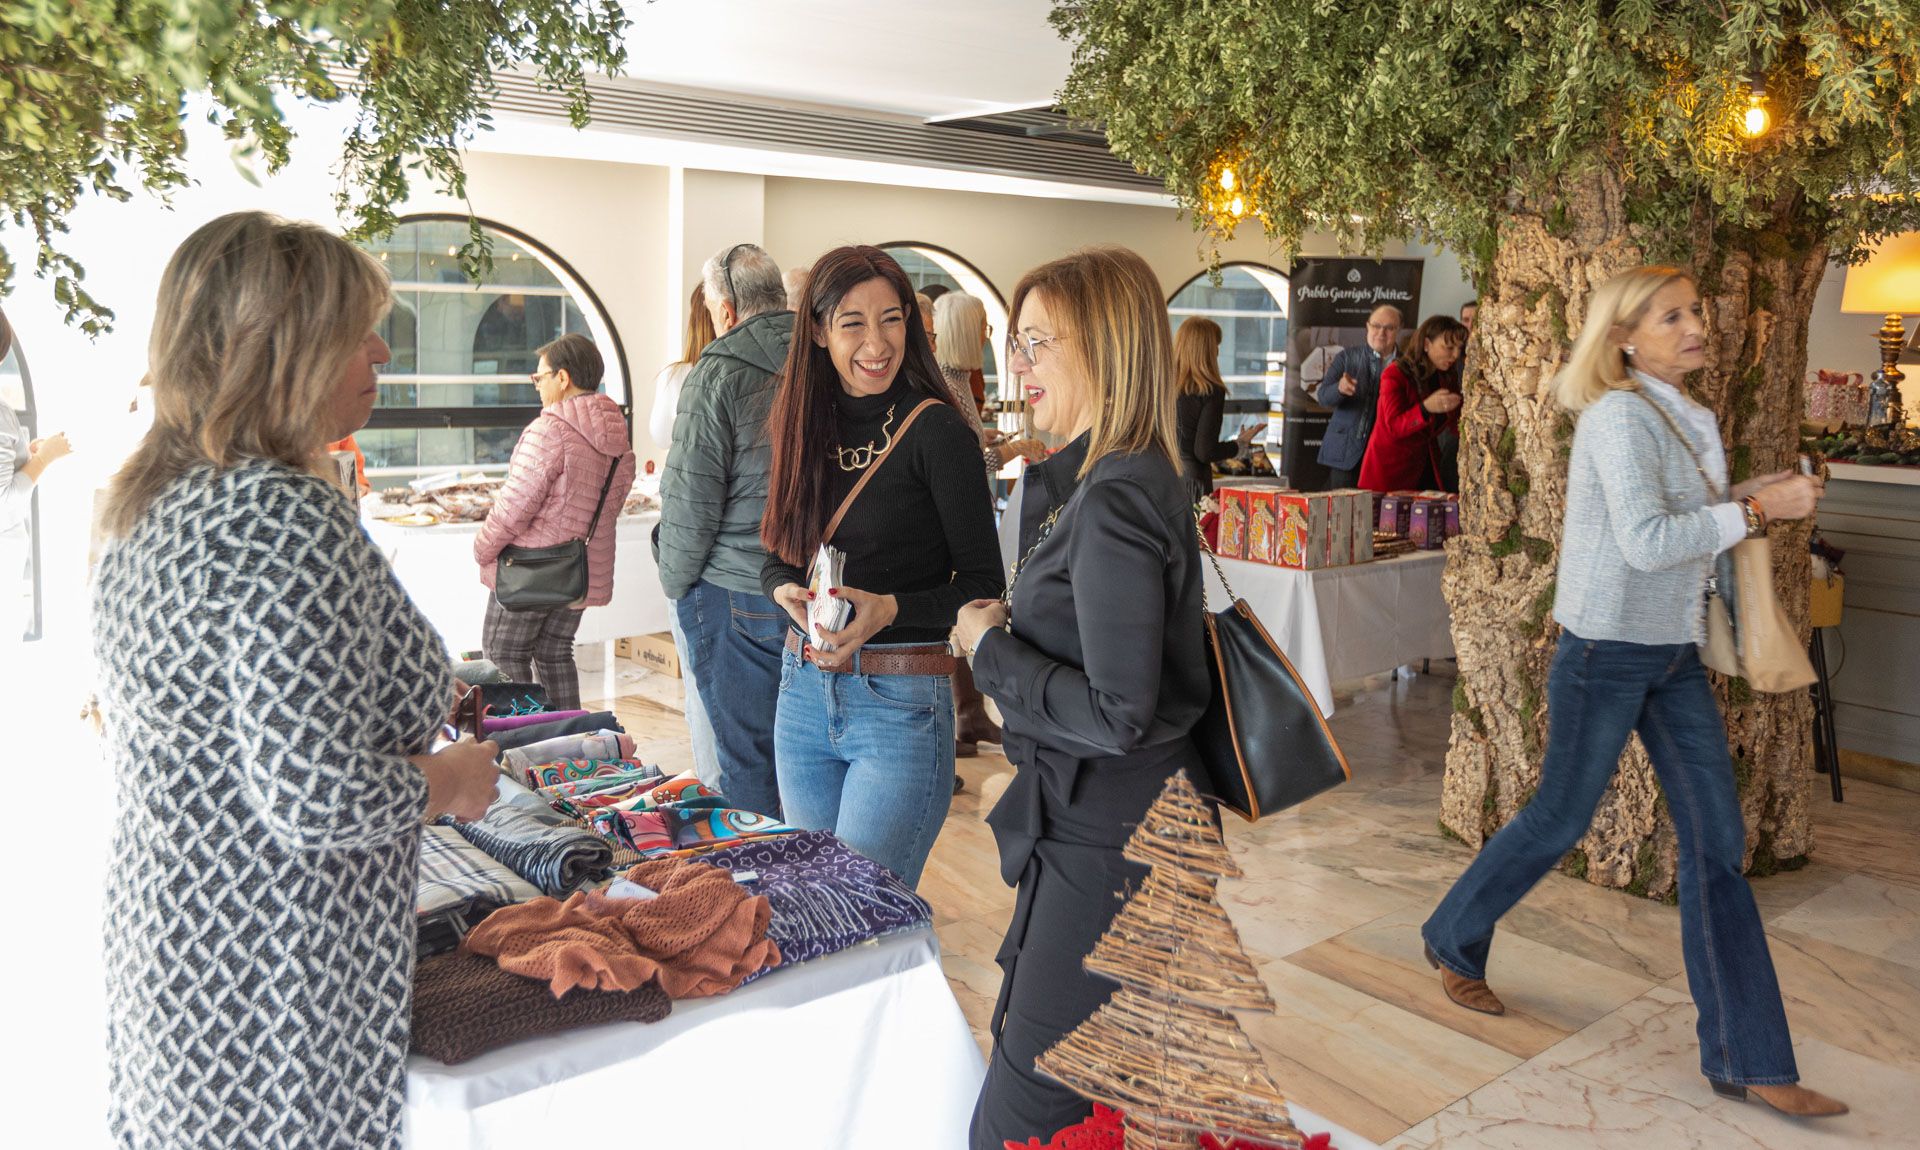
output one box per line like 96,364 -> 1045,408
1711,1080 -> 1850,1118
952,658 -> 1001,749
1425,943 -> 1506,1015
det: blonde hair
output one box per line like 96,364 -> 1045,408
1554,265 -> 1693,412
933,292 -> 987,372
102,211 -> 391,536
1172,317 -> 1226,397
1009,245 -> 1178,477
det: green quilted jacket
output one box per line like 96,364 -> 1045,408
655,310 -> 794,599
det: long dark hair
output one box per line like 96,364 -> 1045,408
1397,314 -> 1468,394
761,245 -> 959,565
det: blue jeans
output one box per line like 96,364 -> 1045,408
775,641 -> 954,887
667,600 -> 721,788
674,580 -> 785,820
1423,631 -> 1797,1085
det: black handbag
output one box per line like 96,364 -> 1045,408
1191,529 -> 1352,821
493,453 -> 622,611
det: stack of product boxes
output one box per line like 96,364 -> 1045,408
1377,491 -> 1461,550
1214,483 -> 1376,569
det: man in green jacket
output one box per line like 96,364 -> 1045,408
657,242 -> 793,819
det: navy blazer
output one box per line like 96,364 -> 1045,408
1314,344 -> 1389,471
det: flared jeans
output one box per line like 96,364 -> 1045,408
1422,630 -> 1798,1086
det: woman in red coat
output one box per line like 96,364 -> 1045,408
1358,315 -> 1467,492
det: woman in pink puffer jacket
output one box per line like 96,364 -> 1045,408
474,333 -> 637,709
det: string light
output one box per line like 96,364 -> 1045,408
1229,195 -> 1246,217
1741,67 -> 1771,139
1219,166 -> 1237,192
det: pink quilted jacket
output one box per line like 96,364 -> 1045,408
475,392 -> 637,607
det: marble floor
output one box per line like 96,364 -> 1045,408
584,659 -> 1920,1149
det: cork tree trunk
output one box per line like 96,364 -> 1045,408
1440,165 -> 1826,898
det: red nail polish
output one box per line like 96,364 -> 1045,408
828,588 -> 840,596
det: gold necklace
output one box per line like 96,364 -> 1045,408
833,403 -> 897,471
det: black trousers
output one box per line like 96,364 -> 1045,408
1324,465 -> 1360,490
968,744 -> 1195,1149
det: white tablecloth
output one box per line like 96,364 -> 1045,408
363,512 -> 670,656
403,927 -> 985,1150
1204,550 -> 1454,717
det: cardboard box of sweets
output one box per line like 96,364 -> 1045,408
1275,491 -> 1334,568
1377,491 -> 1417,537
1410,498 -> 1446,549
1340,489 -> 1376,563
1245,488 -> 1281,564
1216,487 -> 1250,559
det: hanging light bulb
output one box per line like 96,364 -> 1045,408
1229,195 -> 1246,217
1741,70 -> 1771,138
1219,165 -> 1237,193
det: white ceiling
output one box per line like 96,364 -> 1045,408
620,0 -> 1073,120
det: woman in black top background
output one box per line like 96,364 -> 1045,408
951,246 -> 1210,1148
761,245 -> 1002,888
1172,317 -> 1258,500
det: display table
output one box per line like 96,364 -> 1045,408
1203,550 -> 1454,717
1819,463 -> 1920,771
363,512 -> 669,656
403,927 -> 984,1150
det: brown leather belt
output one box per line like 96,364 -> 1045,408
784,629 -> 956,676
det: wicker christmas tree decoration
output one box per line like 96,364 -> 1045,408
1036,770 -> 1304,1150
1119,771 -> 1241,885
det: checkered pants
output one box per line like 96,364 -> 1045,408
481,596 -> 587,711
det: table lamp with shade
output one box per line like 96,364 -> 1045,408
1840,232 -> 1920,435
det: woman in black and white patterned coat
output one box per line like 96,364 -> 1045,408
91,212 -> 500,1149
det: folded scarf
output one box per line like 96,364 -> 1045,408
588,802 -> 797,858
418,824 -> 541,917
411,952 -> 671,1064
501,730 -> 636,784
475,682 -> 552,719
521,758 -> 655,794
448,802 -> 615,897
688,831 -> 933,974
483,708 -> 590,734
490,712 -> 624,751
535,765 -> 669,818
463,859 -> 780,998
419,895 -> 514,959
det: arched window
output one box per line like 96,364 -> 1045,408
880,243 -> 1008,415
1168,263 -> 1290,431
356,217 -> 627,487
1,330 -> 41,641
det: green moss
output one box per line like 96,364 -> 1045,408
1521,285 -> 1547,312
1522,535 -> 1554,565
1727,677 -> 1754,708
1546,199 -> 1572,237
1730,444 -> 1753,486
1489,523 -> 1524,559
1751,274 -> 1776,312
1561,848 -> 1589,880
1437,819 -> 1466,845
1494,425 -> 1518,463
1546,287 -> 1570,346
1521,581 -> 1558,638
1624,839 -> 1659,898
1553,414 -> 1575,442
1468,707 -> 1487,736
1731,753 -> 1753,791
1661,889 -> 1679,906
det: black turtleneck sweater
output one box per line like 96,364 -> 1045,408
761,376 -> 1003,645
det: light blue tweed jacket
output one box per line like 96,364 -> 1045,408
1553,383 -> 1729,646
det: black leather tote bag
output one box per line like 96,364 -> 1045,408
1193,530 -> 1352,821
495,454 -> 620,611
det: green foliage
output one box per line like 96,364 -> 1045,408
1489,523 -> 1523,558
1437,818 -> 1466,845
1,0 -> 631,329
1522,535 -> 1554,565
1561,848 -> 1589,880
1053,1 -> 1920,280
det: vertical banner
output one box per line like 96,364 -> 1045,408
1284,258 -> 1424,491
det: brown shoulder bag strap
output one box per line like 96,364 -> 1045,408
820,397 -> 944,543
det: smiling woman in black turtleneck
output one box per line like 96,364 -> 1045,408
759,245 -> 1002,888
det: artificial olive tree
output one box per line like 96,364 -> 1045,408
1,0 -> 628,332
1053,0 -> 1920,896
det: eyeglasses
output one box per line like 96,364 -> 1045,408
720,243 -> 749,309
1007,332 -> 1065,363
530,367 -> 557,383
1365,322 -> 1398,334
